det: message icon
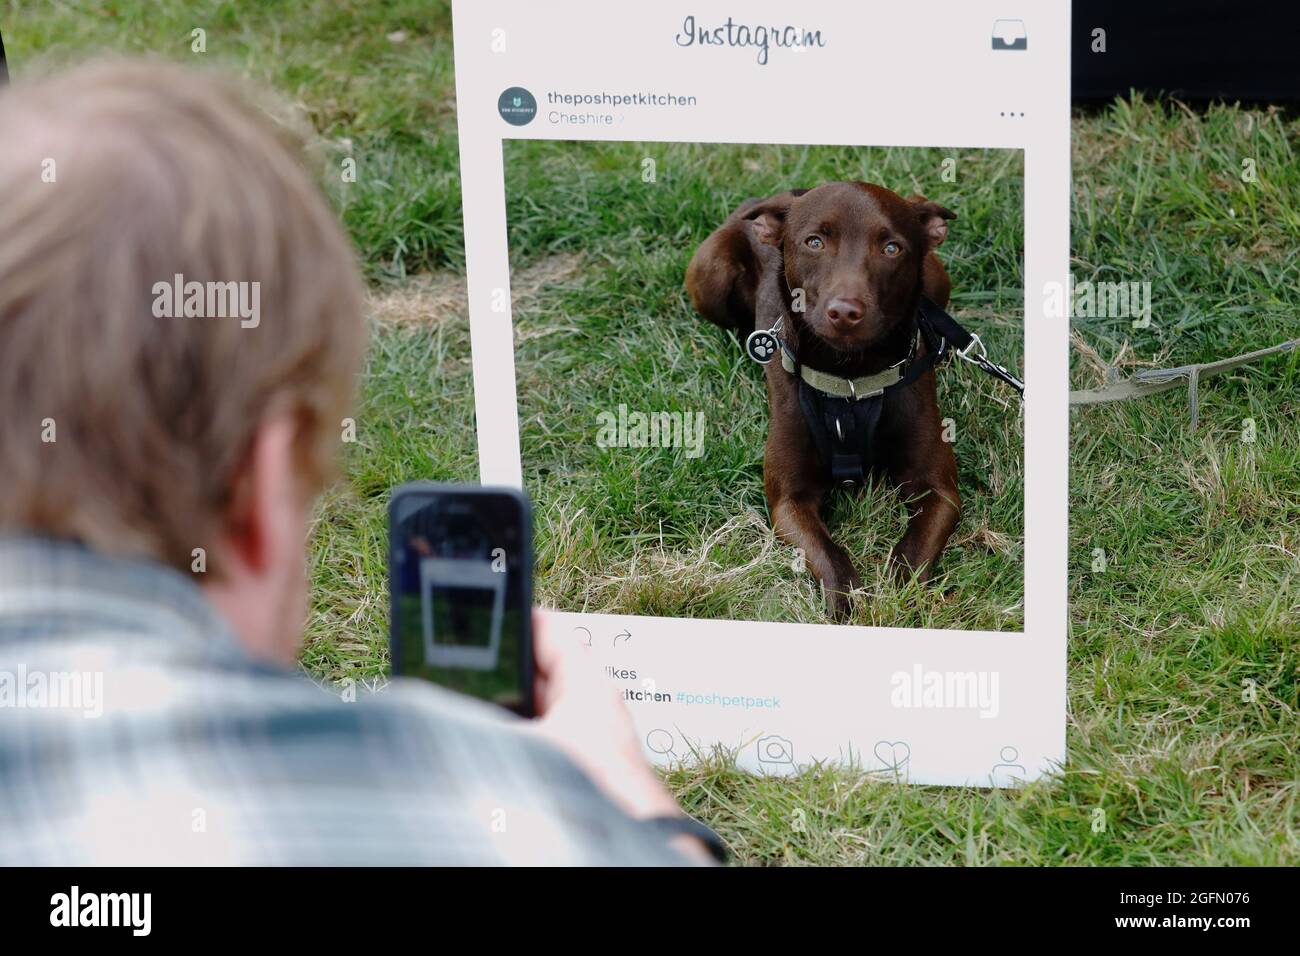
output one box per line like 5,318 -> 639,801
991,19 -> 1027,51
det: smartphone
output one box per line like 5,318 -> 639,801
388,482 -> 534,716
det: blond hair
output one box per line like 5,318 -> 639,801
0,59 -> 367,572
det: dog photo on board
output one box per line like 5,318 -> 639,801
504,141 -> 1025,632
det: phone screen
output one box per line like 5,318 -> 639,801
389,486 -> 532,715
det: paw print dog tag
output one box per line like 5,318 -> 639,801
745,328 -> 779,364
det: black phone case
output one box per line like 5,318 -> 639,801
387,481 -> 535,717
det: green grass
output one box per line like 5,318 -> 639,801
9,1 -> 1297,865
4,0 -> 464,278
504,140 -> 1024,630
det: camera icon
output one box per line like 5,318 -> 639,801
756,734 -> 794,766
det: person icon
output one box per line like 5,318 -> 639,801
990,746 -> 1027,787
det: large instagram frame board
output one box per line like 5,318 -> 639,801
452,0 -> 1070,786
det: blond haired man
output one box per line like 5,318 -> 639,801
0,60 -> 711,865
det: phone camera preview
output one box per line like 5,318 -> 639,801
395,499 -> 511,671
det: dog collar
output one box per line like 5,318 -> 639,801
778,330 -> 917,401
744,297 -> 1025,402
746,314 -> 919,402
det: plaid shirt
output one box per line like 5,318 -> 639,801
0,536 -> 692,865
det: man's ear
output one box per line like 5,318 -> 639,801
742,193 -> 797,246
203,413 -> 310,665
220,414 -> 302,576
909,195 -> 957,250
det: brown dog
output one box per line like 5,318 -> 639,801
686,182 -> 960,618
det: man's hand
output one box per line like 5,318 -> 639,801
529,616 -> 681,819
527,617 -> 712,862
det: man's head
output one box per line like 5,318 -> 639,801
745,181 -> 955,352
0,60 -> 366,662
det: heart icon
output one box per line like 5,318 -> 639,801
874,740 -> 910,770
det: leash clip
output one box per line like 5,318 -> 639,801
956,333 -> 988,366
956,333 -> 1026,395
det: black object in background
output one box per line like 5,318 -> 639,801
389,482 -> 534,716
1,28 -> 9,84
1074,1 -> 1300,103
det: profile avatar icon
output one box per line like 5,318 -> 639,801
990,746 -> 1027,787
497,86 -> 537,126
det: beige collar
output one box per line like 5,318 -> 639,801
776,323 -> 918,401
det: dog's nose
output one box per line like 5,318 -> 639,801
825,297 -> 865,327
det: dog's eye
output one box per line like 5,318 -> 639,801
883,241 -> 902,257
804,236 -> 824,250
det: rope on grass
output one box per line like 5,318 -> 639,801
1069,336 -> 1300,427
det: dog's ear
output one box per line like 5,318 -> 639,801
909,195 -> 956,250
742,193 -> 798,246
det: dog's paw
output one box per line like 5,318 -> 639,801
889,546 -> 934,586
822,585 -> 854,622
820,571 -> 861,622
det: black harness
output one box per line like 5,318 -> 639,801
746,297 -> 1024,487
